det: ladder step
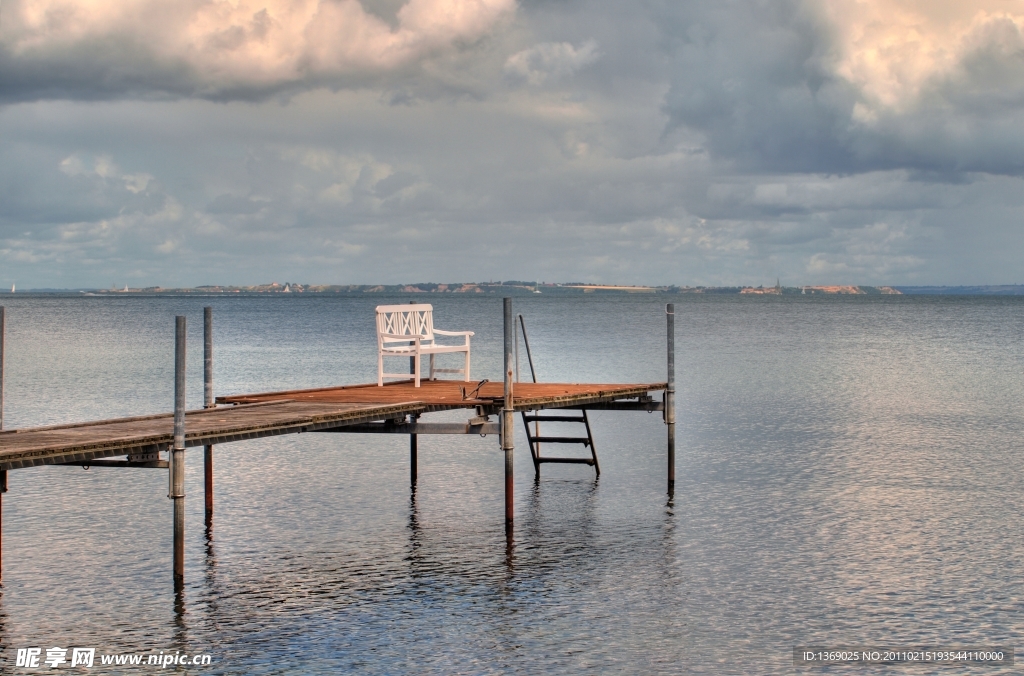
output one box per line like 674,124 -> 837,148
530,436 -> 591,445
537,457 -> 595,465
522,415 -> 587,423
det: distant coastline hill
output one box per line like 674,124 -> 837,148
17,283 -> 1024,296
893,285 -> 1024,295
76,282 -> 904,295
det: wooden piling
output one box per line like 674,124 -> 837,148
503,298 -> 514,525
171,316 -> 186,588
666,303 -> 675,490
203,307 -> 214,523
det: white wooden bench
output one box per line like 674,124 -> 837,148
376,304 -> 473,387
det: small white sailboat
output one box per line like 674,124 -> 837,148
10,283 -> 14,293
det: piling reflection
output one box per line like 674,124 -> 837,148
406,486 -> 421,567
0,591 -> 8,651
504,526 -> 515,576
172,586 -> 187,649
660,493 -> 679,587
202,522 -> 220,611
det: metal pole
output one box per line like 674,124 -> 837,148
666,303 -> 675,490
203,307 -> 214,523
1,306 -> 6,582
517,314 -> 540,464
517,315 -> 537,383
409,301 -> 418,486
0,305 -> 4,430
410,413 -> 419,487
171,316 -> 186,588
0,469 -> 5,582
503,298 -> 514,525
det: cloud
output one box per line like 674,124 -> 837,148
826,1 -> 1024,112
0,0 -> 515,101
661,0 -> 1024,176
504,40 -> 599,85
2,0 -> 1024,289
59,153 -> 154,193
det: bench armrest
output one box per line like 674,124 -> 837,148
433,329 -> 474,336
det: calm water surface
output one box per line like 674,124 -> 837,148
0,294 -> 1022,674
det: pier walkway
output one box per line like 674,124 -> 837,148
0,381 -> 664,471
219,379 -> 664,411
0,400 -> 423,470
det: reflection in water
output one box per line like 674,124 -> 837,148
504,529 -> 515,577
0,591 -> 8,654
172,587 -> 188,656
659,494 -> 679,590
406,486 -> 421,568
200,521 -> 220,633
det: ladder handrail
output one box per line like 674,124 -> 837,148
516,314 -> 538,383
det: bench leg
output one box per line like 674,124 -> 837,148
378,352 -> 384,387
414,353 -> 421,387
465,349 -> 471,381
429,354 -> 435,380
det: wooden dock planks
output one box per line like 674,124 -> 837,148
218,379 -> 667,411
0,380 -> 666,471
0,400 -> 424,470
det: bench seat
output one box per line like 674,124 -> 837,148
376,305 -> 473,387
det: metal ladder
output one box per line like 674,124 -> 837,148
516,314 -> 600,477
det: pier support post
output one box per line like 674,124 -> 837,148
1,305 -> 5,431
503,298 -> 514,526
1,306 -> 6,582
170,316 -> 186,589
666,303 -> 675,491
410,413 -> 419,487
409,301 -> 418,486
0,470 -> 6,582
204,307 -> 214,524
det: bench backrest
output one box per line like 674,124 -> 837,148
376,304 -> 435,347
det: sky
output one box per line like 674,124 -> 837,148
1,0 -> 1024,288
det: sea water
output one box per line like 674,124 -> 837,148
0,293 -> 1022,674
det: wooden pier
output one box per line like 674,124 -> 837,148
0,401 -> 427,470
0,300 -> 675,588
218,380 -> 664,411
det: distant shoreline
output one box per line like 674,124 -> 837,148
9,283 -> 1024,296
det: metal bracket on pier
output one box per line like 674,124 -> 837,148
57,448 -> 170,469
60,459 -> 170,469
315,418 -> 500,435
561,399 -> 664,412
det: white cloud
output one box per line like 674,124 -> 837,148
504,40 -> 599,85
2,0 -> 515,97
58,153 -> 154,194
825,1 -> 1024,113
